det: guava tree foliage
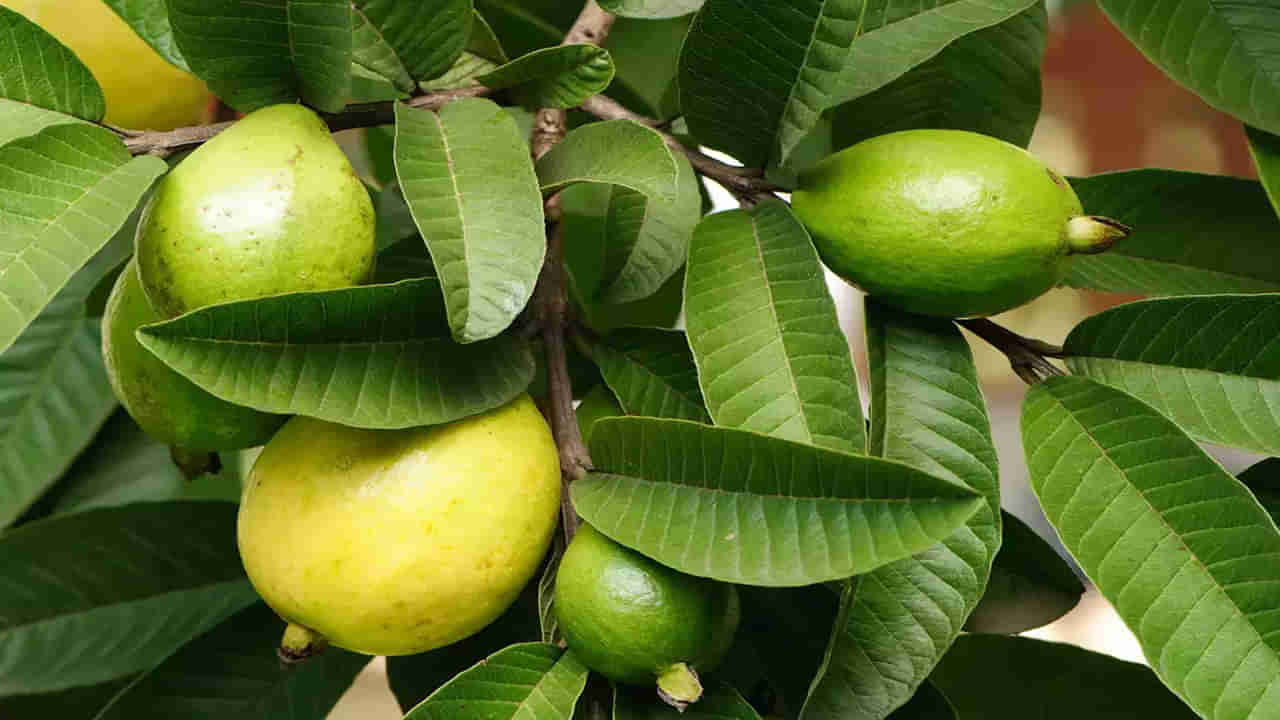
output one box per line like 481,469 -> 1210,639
1,0 -> 1280,718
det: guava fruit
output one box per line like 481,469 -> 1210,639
237,395 -> 562,657
555,524 -> 740,709
791,129 -> 1127,318
102,261 -> 286,451
136,104 -> 375,317
2,0 -> 213,130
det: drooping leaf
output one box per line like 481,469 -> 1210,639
685,201 -> 865,453
1065,171 -> 1280,294
355,0 -> 472,82
402,642 -> 589,720
1240,458 -> 1280,526
591,328 -> 710,423
395,99 -> 545,343
1022,376 -> 1280,719
0,502 -> 259,695
799,302 -> 1000,720
350,7 -> 416,93
1063,294 -> 1280,455
479,44 -> 615,108
104,0 -> 190,71
577,417 -> 986,586
613,682 -> 761,719
599,0 -> 704,19
0,6 -> 105,119
167,0 -> 352,112
0,123 -> 166,353
964,511 -> 1084,634
536,119 -> 678,200
930,635 -> 1198,719
137,277 -> 534,429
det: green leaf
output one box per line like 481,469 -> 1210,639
0,97 -> 85,147
167,0 -> 352,113
104,0 -> 190,71
372,182 -> 420,251
1063,294 -> 1280,455
1097,0 -> 1280,136
1247,124 -> 1280,218
590,328 -> 710,423
685,201 -> 865,453
395,99 -> 545,343
0,6 -> 105,120
0,501 -> 259,695
964,510 -> 1084,634
472,0 -> 577,58
479,44 -> 615,108
830,3 -> 1045,151
799,302 -> 1000,720
137,277 -> 535,429
0,124 -> 166,353
613,682 -> 761,719
1240,458 -> 1280,526
1065,171 -> 1280,294
355,0 -> 472,82
886,683 -> 955,720
536,119 -> 678,199
599,0 -> 704,19
375,235 -> 437,283
578,417 -> 986,586
402,642 -> 589,720
419,11 -> 508,91
351,7 -> 416,93
930,634 -> 1198,719
678,0 -> 861,167
605,14 -> 692,121
1022,376 -> 1280,719
537,538 -> 562,644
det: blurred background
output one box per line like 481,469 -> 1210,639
330,1 -> 1268,716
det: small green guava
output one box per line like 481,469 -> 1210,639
135,104 -> 375,317
791,129 -> 1127,318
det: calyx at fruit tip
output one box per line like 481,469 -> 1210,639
278,623 -> 328,665
656,662 -> 703,712
1065,215 -> 1131,255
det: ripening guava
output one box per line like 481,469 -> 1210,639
791,129 -> 1127,318
136,104 -> 375,318
237,395 -> 562,658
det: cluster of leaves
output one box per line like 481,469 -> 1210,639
1,0 -> 1280,719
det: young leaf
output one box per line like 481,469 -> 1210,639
351,7 -> 416,93
1022,376 -> 1280,719
395,99 -> 545,343
577,417 -> 986,586
0,124 -> 166,353
355,0 -> 472,83
1063,294 -> 1280,455
1065,171 -> 1280,294
0,501 -> 258,695
685,201 -> 865,453
599,0 -> 704,19
402,642 -> 589,720
799,302 -> 1000,720
613,682 -> 761,719
536,119 -> 678,199
104,0 -> 190,71
137,278 -> 535,429
0,6 -> 105,119
479,44 -> 615,108
590,328 -> 710,423
964,511 -> 1084,634
678,0 -> 861,166
1240,458 -> 1280,526
167,0 -> 352,113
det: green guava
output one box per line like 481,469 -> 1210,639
237,395 -> 562,658
791,129 -> 1126,318
135,104 -> 375,317
102,261 -> 286,451
554,524 -> 740,709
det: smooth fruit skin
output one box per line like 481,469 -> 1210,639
237,395 -> 561,656
791,129 -> 1085,318
2,0 -> 213,130
554,524 -> 740,686
136,104 -> 375,317
102,261 -> 286,451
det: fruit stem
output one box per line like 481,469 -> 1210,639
278,623 -> 328,665
656,662 -> 703,712
1065,215 -> 1130,254
169,447 -> 221,480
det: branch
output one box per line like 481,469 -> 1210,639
957,318 -> 1066,385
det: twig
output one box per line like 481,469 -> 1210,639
957,318 -> 1066,385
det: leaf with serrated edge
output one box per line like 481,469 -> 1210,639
536,119 -> 678,200
686,201 -> 865,453
104,0 -> 190,71
592,328 -> 709,423
0,7 -> 105,119
614,682 -> 761,719
395,99 -> 545,343
1022,376 -> 1280,718
964,510 -> 1083,634
403,642 -> 588,720
479,44 -> 615,109
577,417 -> 985,586
1064,294 -> 1280,456
355,0 -> 471,82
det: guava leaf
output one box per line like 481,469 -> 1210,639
0,98 -> 85,147
479,44 -> 614,109
604,14 -> 691,121
395,99 -> 545,343
1022,377 -> 1280,719
0,7 -> 105,120
104,0 -> 190,71
350,6 -> 416,93
471,0 -> 576,58
685,201 -> 865,454
420,11 -> 509,91
536,119 -> 678,200
1063,294 -> 1280,456
354,0 -> 472,82
167,0 -> 352,113
402,642 -> 589,720
614,682 -> 761,719
798,302 -> 1000,720
1246,125 -> 1280,221
1065,171 -> 1280,294
598,0 -> 704,19
0,502 -> 259,695
886,683 -> 955,719
576,417 -> 985,586
964,511 -> 1084,634
1240,458 -> 1280,526
138,277 -> 535,430
590,328 -> 709,423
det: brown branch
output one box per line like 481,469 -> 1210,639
957,318 -> 1066,385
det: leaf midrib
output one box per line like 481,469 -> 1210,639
591,472 -> 979,504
